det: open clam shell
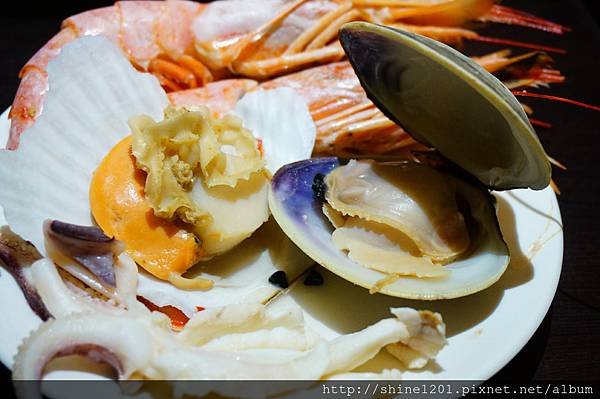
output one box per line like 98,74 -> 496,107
269,158 -> 509,300
338,22 -> 551,191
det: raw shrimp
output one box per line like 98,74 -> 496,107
263,50 -> 566,155
171,52 -> 563,157
8,0 -> 569,150
191,0 -> 567,78
259,61 -> 414,155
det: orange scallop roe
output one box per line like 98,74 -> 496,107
90,136 -> 205,280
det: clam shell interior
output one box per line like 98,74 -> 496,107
269,158 -> 510,300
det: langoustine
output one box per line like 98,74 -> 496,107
8,0 -> 568,150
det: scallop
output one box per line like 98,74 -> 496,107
269,22 -> 552,299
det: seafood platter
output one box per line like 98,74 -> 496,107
0,0 -> 566,396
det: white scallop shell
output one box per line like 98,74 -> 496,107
233,87 -> 316,174
0,35 -> 168,254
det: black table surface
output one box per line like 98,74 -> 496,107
1,0 -> 599,393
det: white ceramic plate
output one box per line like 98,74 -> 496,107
0,107 -> 563,382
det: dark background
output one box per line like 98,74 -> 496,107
1,0 -> 599,395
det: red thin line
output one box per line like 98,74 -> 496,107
512,91 -> 600,112
485,15 -> 565,34
531,72 -> 565,84
541,69 -> 561,74
529,118 -> 552,129
472,36 -> 566,55
538,76 -> 565,83
494,6 -> 571,31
